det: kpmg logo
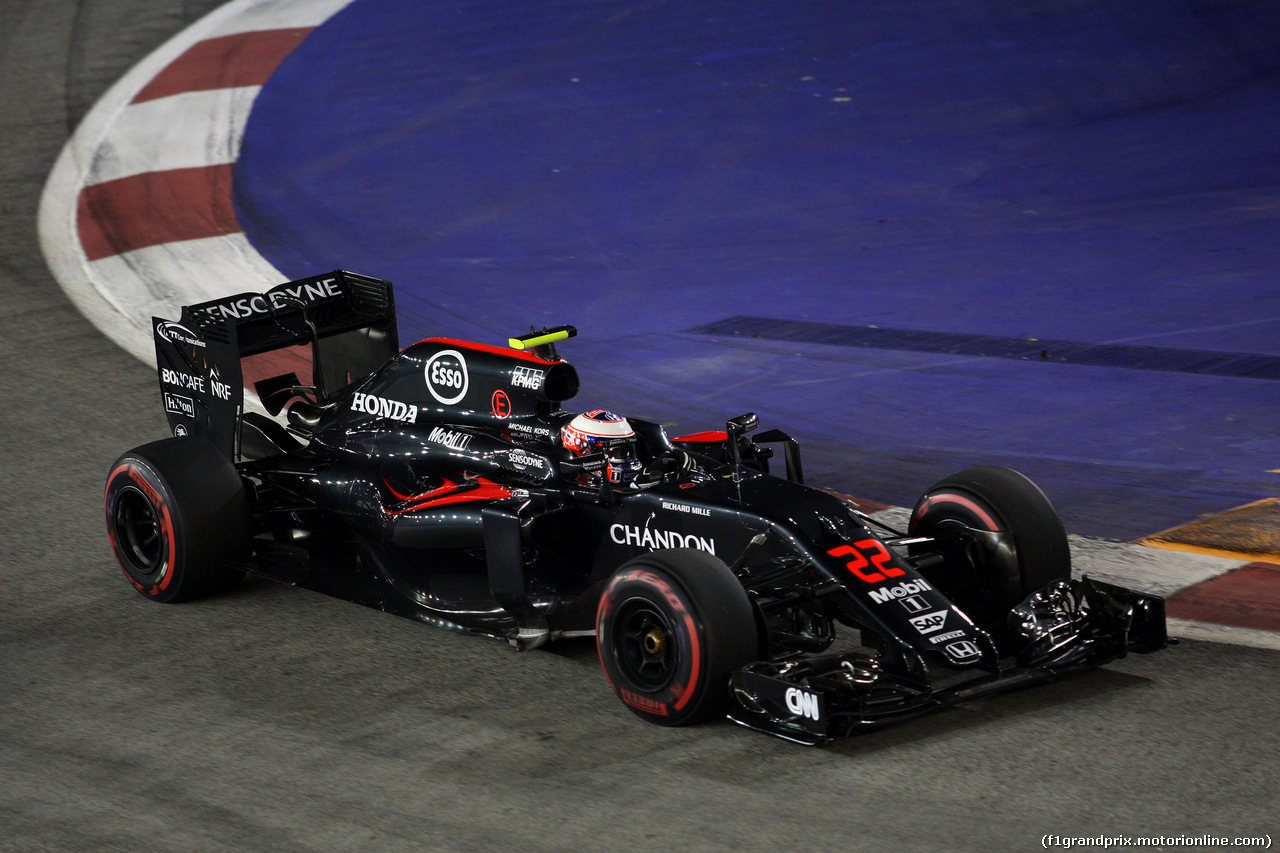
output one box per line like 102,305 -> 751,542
511,365 -> 545,391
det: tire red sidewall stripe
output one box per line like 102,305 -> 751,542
914,491 -> 1000,532
105,462 -> 177,594
597,567 -> 703,715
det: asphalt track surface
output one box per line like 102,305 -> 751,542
2,2 -> 1279,852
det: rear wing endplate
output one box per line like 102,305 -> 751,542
153,270 -> 398,457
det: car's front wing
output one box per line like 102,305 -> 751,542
727,577 -> 1167,745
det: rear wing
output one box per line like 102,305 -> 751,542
153,270 -> 398,457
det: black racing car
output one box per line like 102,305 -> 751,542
105,271 -> 1166,744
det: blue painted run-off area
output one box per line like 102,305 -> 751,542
234,0 -> 1280,540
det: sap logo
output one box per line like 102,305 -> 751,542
610,523 -> 716,556
353,392 -> 419,423
428,426 -> 472,451
908,610 -> 948,635
945,641 -> 982,660
784,687 -> 821,721
161,368 -> 204,393
156,322 -> 205,348
868,578 -> 933,605
425,350 -> 469,404
163,392 -> 195,419
511,366 -> 545,391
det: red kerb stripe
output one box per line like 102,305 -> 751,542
1168,562 -> 1280,632
78,164 -> 240,261
132,28 -> 315,103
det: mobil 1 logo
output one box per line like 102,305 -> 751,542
424,349 -> 469,405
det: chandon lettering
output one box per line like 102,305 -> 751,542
610,523 -> 716,555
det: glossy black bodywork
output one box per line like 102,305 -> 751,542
149,271 -> 1167,743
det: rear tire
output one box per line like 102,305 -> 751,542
597,549 -> 758,726
909,466 -> 1070,634
105,437 -> 249,602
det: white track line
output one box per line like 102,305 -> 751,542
39,0 -> 354,364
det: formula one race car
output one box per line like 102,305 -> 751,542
105,271 -> 1167,744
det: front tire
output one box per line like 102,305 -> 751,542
597,549 -> 759,726
909,466 -> 1071,634
105,437 -> 250,602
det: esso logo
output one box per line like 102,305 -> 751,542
424,350 -> 469,404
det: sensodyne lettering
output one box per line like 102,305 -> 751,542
504,449 -> 546,470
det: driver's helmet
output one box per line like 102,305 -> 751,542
561,410 -> 643,487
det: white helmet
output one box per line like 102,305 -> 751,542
561,410 -> 643,487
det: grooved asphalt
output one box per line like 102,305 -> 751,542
3,1 -> 1279,850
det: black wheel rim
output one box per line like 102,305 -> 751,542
913,510 -> 1013,630
613,598 -> 678,691
113,485 -> 163,574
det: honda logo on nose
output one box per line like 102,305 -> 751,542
945,640 -> 981,660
